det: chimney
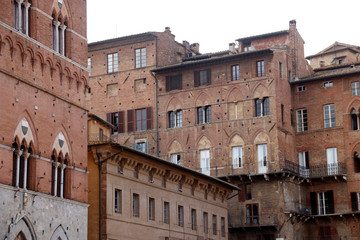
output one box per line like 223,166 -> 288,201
190,43 -> 200,53
183,41 -> 190,50
165,27 -> 171,34
229,43 -> 236,53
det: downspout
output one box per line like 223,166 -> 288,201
151,72 -> 160,157
96,146 -> 123,240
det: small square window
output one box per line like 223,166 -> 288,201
297,86 -> 306,92
323,81 -> 333,88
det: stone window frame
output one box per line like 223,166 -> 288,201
135,47 -> 146,68
107,52 -> 118,73
296,108 -> 308,132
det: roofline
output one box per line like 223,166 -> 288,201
236,30 -> 289,42
291,67 -> 360,84
306,48 -> 360,59
88,142 -> 239,190
88,113 -> 114,128
88,32 -> 157,47
152,49 -> 274,73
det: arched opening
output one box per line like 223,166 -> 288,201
12,139 -> 19,187
351,109 -> 359,130
354,152 -> 360,173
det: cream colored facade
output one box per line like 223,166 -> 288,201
88,115 -> 236,240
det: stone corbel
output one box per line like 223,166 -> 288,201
76,80 -> 82,93
30,57 -> 36,70
68,76 -> 73,89
21,52 -> 27,66
40,62 -> 46,76
59,72 -> 65,85
10,46 -> 16,60
0,41 -> 4,55
50,67 -> 56,78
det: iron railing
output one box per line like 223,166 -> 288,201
88,133 -> 113,143
280,159 -> 347,178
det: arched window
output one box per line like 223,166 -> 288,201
51,151 -> 67,198
12,139 -> 31,189
351,109 -> 359,130
13,0 -> 31,36
52,15 -> 67,56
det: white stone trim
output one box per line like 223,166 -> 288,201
66,28 -> 87,42
0,144 -> 88,174
0,21 -> 89,72
30,6 -> 53,20
0,182 -> 89,207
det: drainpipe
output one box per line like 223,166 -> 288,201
151,72 -> 160,157
96,146 -> 123,240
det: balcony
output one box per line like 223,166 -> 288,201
280,159 -> 347,179
228,214 -> 278,230
88,133 -> 113,144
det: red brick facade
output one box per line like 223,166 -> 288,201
0,0 -> 88,239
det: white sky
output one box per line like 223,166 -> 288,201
87,0 -> 360,57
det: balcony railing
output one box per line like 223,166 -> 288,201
280,159 -> 346,179
88,133 -> 113,143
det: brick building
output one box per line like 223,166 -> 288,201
88,115 -> 237,240
86,28 -> 199,155
0,0 -> 88,239
288,58 -> 360,239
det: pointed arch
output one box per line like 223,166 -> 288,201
253,130 -> 270,144
228,133 -> 245,146
168,139 -> 183,154
166,95 -> 182,112
227,86 -> 245,102
196,135 -> 212,150
346,97 -> 360,113
252,82 -> 269,99
51,130 -> 71,162
50,225 -> 69,240
7,215 -> 37,240
195,91 -> 211,107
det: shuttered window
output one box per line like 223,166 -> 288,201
194,69 -> 211,87
166,74 -> 182,91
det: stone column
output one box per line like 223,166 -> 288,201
22,152 -> 31,190
59,24 -> 67,55
15,0 -> 24,31
60,164 -> 66,198
15,150 -> 23,187
53,21 -> 60,52
23,1 -> 31,35
53,162 -> 60,196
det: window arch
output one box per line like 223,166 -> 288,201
52,14 -> 67,56
51,151 -> 68,198
12,138 -> 32,190
351,109 -> 359,130
13,0 -> 31,36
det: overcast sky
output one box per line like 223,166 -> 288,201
87,0 -> 359,57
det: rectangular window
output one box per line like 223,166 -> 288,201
169,110 -> 182,128
326,147 -> 338,175
246,204 -> 259,224
149,198 -> 155,220
164,202 -> 170,224
221,217 -> 226,237
256,60 -> 265,77
194,69 -> 211,87
166,74 -> 182,91
200,150 -> 210,175
232,146 -> 243,168
133,193 -> 139,217
281,104 -> 285,123
324,104 -> 335,128
107,111 -> 125,134
99,128 -> 103,141
212,215 -> 217,235
178,205 -> 184,227
350,192 -> 360,211
171,154 -> 181,165
296,109 -> 308,132
197,106 -> 211,124
299,151 -> 310,178
203,212 -> 208,234
135,47 -> 146,68
114,189 -> 121,213
279,62 -> 283,79
134,141 -> 148,153
232,65 -> 240,81
87,58 -> 91,76
323,81 -> 333,88
318,191 -> 335,215
352,82 -> 359,96
257,144 -> 268,174
107,53 -> 118,73
255,97 -> 269,117
136,108 -> 147,131
191,209 -> 197,230
297,85 -> 306,92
